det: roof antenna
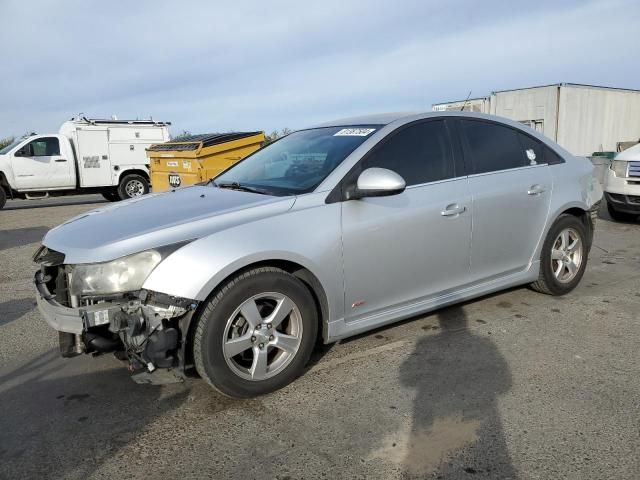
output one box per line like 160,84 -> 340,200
460,91 -> 472,111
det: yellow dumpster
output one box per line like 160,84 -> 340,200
147,131 -> 265,192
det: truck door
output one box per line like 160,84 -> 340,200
11,136 -> 73,189
75,129 -> 112,187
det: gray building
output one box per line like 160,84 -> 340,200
432,83 -> 640,156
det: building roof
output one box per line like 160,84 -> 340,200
491,82 -> 640,94
432,96 -> 490,106
433,83 -> 640,107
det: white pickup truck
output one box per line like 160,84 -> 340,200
0,117 -> 170,209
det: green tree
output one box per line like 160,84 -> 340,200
171,130 -> 192,141
263,128 -> 292,145
0,136 -> 15,150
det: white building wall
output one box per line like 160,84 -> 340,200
557,85 -> 640,156
490,86 -> 560,141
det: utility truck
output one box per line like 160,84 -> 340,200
0,117 -> 170,209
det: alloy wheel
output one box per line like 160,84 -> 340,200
551,227 -> 583,283
222,292 -> 303,381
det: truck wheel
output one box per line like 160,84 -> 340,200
0,187 -> 6,210
193,267 -> 318,398
118,174 -> 149,200
606,201 -> 637,222
101,190 -> 120,202
530,214 -> 589,296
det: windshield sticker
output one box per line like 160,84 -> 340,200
334,128 -> 376,137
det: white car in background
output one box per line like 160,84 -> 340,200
603,143 -> 640,221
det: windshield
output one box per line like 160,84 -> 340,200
214,126 -> 380,196
0,138 -> 25,155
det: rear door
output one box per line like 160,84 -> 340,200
457,119 -> 552,282
75,129 -> 111,187
341,119 -> 472,321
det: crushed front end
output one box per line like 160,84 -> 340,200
33,246 -> 198,385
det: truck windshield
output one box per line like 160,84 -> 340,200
0,138 -> 25,155
213,126 -> 380,196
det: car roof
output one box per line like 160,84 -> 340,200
308,110 -> 574,160
310,111 -> 521,128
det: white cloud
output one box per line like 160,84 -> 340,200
0,0 -> 638,136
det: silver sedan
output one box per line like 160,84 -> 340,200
34,112 -> 602,397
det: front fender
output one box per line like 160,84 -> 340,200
143,195 -> 344,323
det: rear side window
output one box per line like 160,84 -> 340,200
460,120 -> 526,174
518,132 -> 565,166
544,146 -> 564,165
361,120 -> 454,186
518,133 -> 544,166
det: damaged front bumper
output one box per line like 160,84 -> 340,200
35,270 -> 122,334
34,270 -> 198,384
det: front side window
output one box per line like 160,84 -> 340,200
214,126 -> 380,196
360,120 -> 454,186
460,120 -> 527,174
25,137 -> 60,157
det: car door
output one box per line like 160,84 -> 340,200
11,136 -> 70,189
340,119 -> 472,322
457,119 -> 553,282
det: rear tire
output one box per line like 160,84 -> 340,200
531,214 -> 589,296
0,187 -> 6,210
193,267 -> 318,398
117,174 -> 149,200
606,200 -> 637,222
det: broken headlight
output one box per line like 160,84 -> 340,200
69,243 -> 188,297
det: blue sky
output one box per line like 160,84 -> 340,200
0,0 -> 638,138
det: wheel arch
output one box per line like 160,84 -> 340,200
118,168 -> 150,183
181,258 -> 331,373
551,203 -> 593,247
0,171 -> 13,198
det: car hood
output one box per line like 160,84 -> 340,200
43,185 -> 296,264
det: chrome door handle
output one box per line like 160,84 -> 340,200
527,184 -> 545,195
441,204 -> 466,217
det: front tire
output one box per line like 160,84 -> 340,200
193,267 -> 318,398
531,214 -> 589,296
117,174 -> 149,200
0,187 -> 6,210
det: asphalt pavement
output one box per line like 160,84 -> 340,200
0,196 -> 639,479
